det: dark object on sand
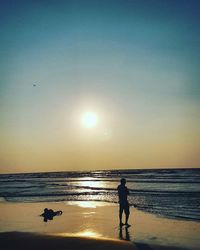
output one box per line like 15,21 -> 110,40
40,208 -> 63,222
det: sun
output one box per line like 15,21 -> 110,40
82,112 -> 98,128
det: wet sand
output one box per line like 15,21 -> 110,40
0,201 -> 199,250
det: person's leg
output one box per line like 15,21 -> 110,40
119,204 -> 123,226
125,204 -> 130,225
55,210 -> 62,216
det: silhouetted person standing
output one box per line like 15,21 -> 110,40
117,178 -> 130,227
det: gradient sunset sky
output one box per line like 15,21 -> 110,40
0,0 -> 199,173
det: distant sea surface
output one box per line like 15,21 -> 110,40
0,169 -> 199,222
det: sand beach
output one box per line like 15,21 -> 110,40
0,201 -> 199,250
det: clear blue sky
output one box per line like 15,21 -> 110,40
0,0 -> 199,173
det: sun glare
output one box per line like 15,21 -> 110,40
77,230 -> 101,238
82,112 -> 98,128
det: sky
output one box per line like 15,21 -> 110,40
0,0 -> 199,173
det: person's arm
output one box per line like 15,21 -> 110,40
117,185 -> 119,194
117,185 -> 120,200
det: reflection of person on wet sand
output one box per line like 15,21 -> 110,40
117,178 -> 130,227
40,208 -> 62,222
119,226 -> 131,241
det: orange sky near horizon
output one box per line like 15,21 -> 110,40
0,1 -> 200,173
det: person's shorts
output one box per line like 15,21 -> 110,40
119,202 -> 130,215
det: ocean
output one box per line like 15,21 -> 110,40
0,168 -> 199,222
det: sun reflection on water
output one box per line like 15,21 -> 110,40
55,230 -> 101,238
67,200 -> 108,208
77,230 -> 102,238
76,177 -> 107,189
76,201 -> 97,208
65,178 -> 111,207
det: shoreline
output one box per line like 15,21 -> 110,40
0,201 -> 199,250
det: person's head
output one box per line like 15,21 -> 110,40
120,178 -> 126,185
44,208 -> 48,213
